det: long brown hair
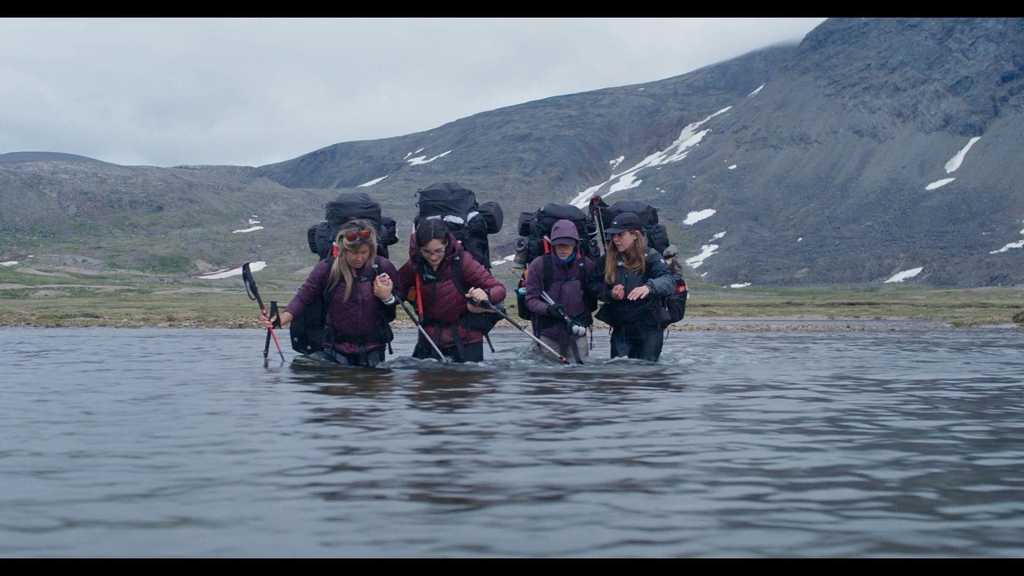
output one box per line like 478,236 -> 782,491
603,230 -> 646,284
327,219 -> 378,301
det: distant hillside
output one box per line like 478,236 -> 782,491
0,151 -> 112,165
3,18 -> 1023,289
0,161 -> 329,276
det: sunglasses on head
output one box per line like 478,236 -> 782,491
342,228 -> 372,243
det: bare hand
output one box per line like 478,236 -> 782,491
261,311 -> 292,329
611,284 -> 626,300
627,285 -> 651,301
373,273 -> 393,300
466,287 -> 488,305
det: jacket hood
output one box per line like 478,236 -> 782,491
549,219 -> 579,246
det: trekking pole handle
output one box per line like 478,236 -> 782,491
466,286 -> 489,305
242,263 -> 266,312
538,290 -> 587,337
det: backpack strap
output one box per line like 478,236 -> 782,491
368,256 -> 395,353
449,254 -> 466,294
449,256 -> 496,353
322,254 -> 380,302
415,268 -> 425,317
321,255 -> 338,304
542,252 -> 554,291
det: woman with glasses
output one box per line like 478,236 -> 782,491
261,219 -> 402,367
397,218 -> 506,363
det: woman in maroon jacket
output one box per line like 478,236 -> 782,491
261,219 -> 402,367
397,218 -> 506,363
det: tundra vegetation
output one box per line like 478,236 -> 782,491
2,263 -> 1022,330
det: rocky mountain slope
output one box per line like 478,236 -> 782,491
3,18 -> 1022,289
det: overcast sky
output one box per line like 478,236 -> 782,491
0,17 -> 826,168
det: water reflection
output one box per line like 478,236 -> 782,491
288,330 -> 687,411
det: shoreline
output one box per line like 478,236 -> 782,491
1,316 -> 1018,331
2,269 -> 1023,330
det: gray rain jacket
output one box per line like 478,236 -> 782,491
591,247 -> 675,328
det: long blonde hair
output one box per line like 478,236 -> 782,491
603,230 -> 646,284
327,219 -> 378,301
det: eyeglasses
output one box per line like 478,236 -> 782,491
420,246 -> 446,257
342,228 -> 372,243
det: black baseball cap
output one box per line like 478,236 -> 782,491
604,213 -> 642,234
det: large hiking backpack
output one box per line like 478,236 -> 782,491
591,198 -> 670,255
306,191 -> 399,260
512,202 -> 599,322
412,182 -> 506,344
291,191 -> 400,355
414,181 -> 503,270
513,202 -> 599,270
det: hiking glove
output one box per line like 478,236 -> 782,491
547,304 -> 567,318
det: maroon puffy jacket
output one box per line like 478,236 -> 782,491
397,233 -> 506,347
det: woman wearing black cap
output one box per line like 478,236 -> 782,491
591,212 -> 675,362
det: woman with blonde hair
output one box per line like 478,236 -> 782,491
262,219 -> 402,367
590,213 -> 675,362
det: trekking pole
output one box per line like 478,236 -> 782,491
590,195 -> 608,256
398,298 -> 449,364
242,262 -> 287,365
470,293 -> 568,364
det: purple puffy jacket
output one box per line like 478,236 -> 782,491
285,256 -> 403,355
524,252 -> 597,342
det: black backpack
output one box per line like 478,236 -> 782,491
306,191 -> 399,260
414,181 -> 503,270
661,285 -> 688,328
590,198 -> 670,255
513,202 -> 599,268
291,192 -> 399,355
512,202 -> 598,322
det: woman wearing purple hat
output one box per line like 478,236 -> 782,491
523,219 -> 599,363
590,212 -> 675,362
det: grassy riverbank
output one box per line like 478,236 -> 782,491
3,263 -> 1023,329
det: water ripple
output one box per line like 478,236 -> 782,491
2,326 -> 1024,557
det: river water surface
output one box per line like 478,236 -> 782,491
2,322 -> 1023,557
